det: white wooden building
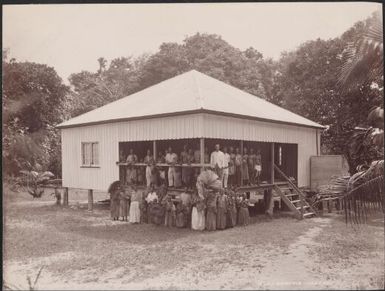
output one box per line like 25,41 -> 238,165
57,70 -> 324,191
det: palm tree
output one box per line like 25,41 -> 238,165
338,11 -> 384,224
339,11 -> 383,86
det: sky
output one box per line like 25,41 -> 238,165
3,2 -> 381,83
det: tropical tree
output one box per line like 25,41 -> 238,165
338,11 -> 384,223
2,56 -> 70,176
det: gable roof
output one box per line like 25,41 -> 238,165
57,70 -> 324,129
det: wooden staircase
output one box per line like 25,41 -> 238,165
274,165 -> 317,219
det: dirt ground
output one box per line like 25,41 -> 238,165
3,188 -> 384,290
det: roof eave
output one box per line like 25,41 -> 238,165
57,109 -> 325,130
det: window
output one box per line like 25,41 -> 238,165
81,142 -> 99,167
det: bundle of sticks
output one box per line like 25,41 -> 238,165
317,176 -> 350,197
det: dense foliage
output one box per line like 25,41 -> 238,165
3,12 -> 383,178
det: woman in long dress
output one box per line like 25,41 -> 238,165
175,201 -> 185,228
140,191 -> 148,223
237,194 -> 250,226
216,190 -> 227,230
164,196 -> 176,227
226,189 -> 237,228
108,181 -> 121,221
180,189 -> 192,227
152,201 -> 165,225
191,193 -> 206,231
206,192 -> 218,231
129,185 -> 141,223
119,186 -> 130,221
146,186 -> 158,223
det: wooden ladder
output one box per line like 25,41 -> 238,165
273,165 -> 317,219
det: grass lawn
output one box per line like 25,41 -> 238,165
3,187 -> 384,290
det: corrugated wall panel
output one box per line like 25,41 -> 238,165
62,113 -> 317,190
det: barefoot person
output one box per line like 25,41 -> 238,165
255,149 -> 262,185
191,191 -> 206,231
129,184 -> 141,223
119,186 -> 130,221
216,189 -> 228,230
108,181 -> 121,221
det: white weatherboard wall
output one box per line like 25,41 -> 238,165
61,113 -> 318,191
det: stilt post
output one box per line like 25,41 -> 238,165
200,138 -> 205,173
240,140 -> 244,186
63,187 -> 69,206
270,143 -> 275,184
88,189 -> 93,211
153,140 -> 157,161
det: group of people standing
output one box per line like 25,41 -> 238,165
108,179 -> 251,231
209,144 -> 263,188
120,143 -> 263,189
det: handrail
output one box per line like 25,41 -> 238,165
116,162 -> 211,168
274,164 -> 317,215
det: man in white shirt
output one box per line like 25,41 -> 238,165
165,146 -> 178,188
223,147 -> 230,188
210,144 -> 225,182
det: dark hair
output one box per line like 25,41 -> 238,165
108,180 -> 121,193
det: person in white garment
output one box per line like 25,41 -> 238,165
223,147 -> 230,188
210,144 -> 225,182
165,147 -> 178,188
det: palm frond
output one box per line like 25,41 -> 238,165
343,175 -> 384,224
338,15 -> 383,87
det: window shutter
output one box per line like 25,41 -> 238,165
92,143 -> 99,165
84,143 -> 91,165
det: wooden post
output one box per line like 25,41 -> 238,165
88,189 -> 93,211
240,140 -> 244,186
200,138 -> 205,173
270,142 -> 275,184
63,187 -> 69,206
153,140 -> 157,161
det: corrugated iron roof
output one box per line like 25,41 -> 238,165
57,70 -> 324,129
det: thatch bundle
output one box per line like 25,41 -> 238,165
343,160 -> 384,224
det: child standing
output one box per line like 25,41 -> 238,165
237,194 -> 250,226
119,186 -> 130,221
129,185 -> 141,224
164,196 -> 176,227
216,190 -> 228,230
206,191 -> 218,231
